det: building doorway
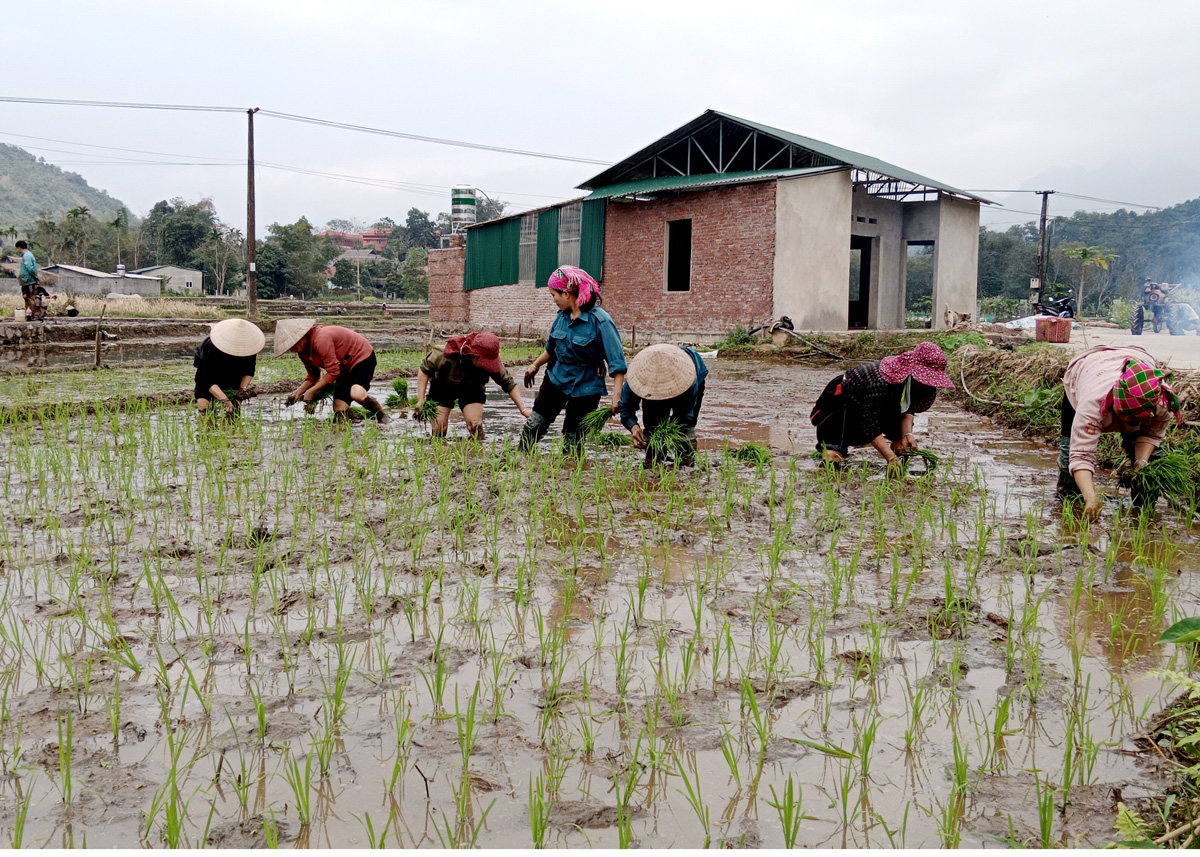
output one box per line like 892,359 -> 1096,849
848,235 -> 872,329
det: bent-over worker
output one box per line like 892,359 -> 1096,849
275,318 -> 391,424
811,341 -> 953,474
414,330 -> 531,440
1058,344 -> 1182,520
194,318 -> 264,415
618,343 -> 708,467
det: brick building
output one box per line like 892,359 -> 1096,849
429,110 -> 987,340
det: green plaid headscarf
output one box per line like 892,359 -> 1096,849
1103,360 -> 1183,425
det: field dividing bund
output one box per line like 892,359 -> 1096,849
0,352 -> 1196,847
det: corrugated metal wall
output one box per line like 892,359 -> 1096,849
580,199 -> 606,279
463,218 -> 520,291
465,200 -> 607,291
535,207 -> 559,289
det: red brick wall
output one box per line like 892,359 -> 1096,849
602,182 -> 776,336
468,282 -> 559,336
428,245 -> 468,325
432,182 -> 777,338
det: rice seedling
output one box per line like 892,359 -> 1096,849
675,756 -> 712,847
647,418 -> 688,459
899,448 -> 940,476
409,397 -> 440,420
578,405 -> 616,436
595,431 -> 633,447
726,441 -> 771,466
1129,450 -> 1193,507
767,775 -> 806,848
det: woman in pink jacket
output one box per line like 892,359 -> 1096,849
1058,344 -> 1182,519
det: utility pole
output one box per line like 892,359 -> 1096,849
246,107 -> 260,320
1033,190 -> 1054,304
355,256 -> 361,301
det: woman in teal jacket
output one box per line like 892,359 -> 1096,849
520,266 -> 626,454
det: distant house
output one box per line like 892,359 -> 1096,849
130,265 -> 203,294
41,264 -> 162,296
361,228 -> 394,250
317,231 -> 361,251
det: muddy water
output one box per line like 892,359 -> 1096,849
0,359 -> 1197,848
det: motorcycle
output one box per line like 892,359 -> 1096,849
1033,290 -> 1075,318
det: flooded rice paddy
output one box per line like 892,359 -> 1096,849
0,358 -> 1197,848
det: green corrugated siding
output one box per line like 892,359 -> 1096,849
464,219 -> 521,291
579,198 -> 606,280
535,207 -> 559,288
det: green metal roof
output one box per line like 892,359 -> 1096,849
583,166 -> 839,200
579,109 -> 989,204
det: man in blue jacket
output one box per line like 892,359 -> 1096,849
618,343 -> 708,467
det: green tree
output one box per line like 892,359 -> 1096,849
1063,244 -> 1118,345
262,217 -> 339,298
403,208 -> 437,249
399,247 -> 429,302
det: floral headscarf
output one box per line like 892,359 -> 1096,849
547,265 -> 599,307
878,341 -> 955,389
1104,360 -> 1183,425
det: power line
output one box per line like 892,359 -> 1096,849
0,130 -> 572,203
0,95 -> 242,113
1056,191 -> 1161,209
1,95 -> 612,165
256,110 -> 612,166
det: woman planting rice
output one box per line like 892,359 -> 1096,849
193,318 -> 264,415
810,341 -> 953,474
1057,344 -> 1182,520
413,330 -> 531,440
617,343 -> 709,468
276,318 -> 391,424
520,266 -> 626,455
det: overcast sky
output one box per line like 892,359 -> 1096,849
8,0 -> 1199,232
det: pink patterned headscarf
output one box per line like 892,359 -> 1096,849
878,341 -> 955,389
547,265 -> 599,307
1103,360 -> 1183,426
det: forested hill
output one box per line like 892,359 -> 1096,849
0,144 -> 128,228
978,196 -> 1200,308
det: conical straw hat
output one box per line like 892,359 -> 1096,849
273,318 -> 316,357
626,344 -> 696,400
208,318 -> 265,357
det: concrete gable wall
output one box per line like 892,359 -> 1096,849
931,195 -> 980,328
773,170 -> 853,330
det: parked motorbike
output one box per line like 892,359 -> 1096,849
1033,290 -> 1075,318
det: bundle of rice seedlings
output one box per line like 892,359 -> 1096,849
392,377 -> 409,399
647,419 -> 687,457
221,387 -> 241,401
384,394 -> 406,408
408,398 -> 440,420
728,442 -> 771,465
595,432 -> 632,448
899,448 -> 940,476
1130,451 -> 1194,503
579,406 -> 616,436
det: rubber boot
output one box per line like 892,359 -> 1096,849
1055,435 -> 1082,499
361,396 -> 392,424
520,412 -> 549,451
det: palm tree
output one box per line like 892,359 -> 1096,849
1063,244 -> 1118,346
